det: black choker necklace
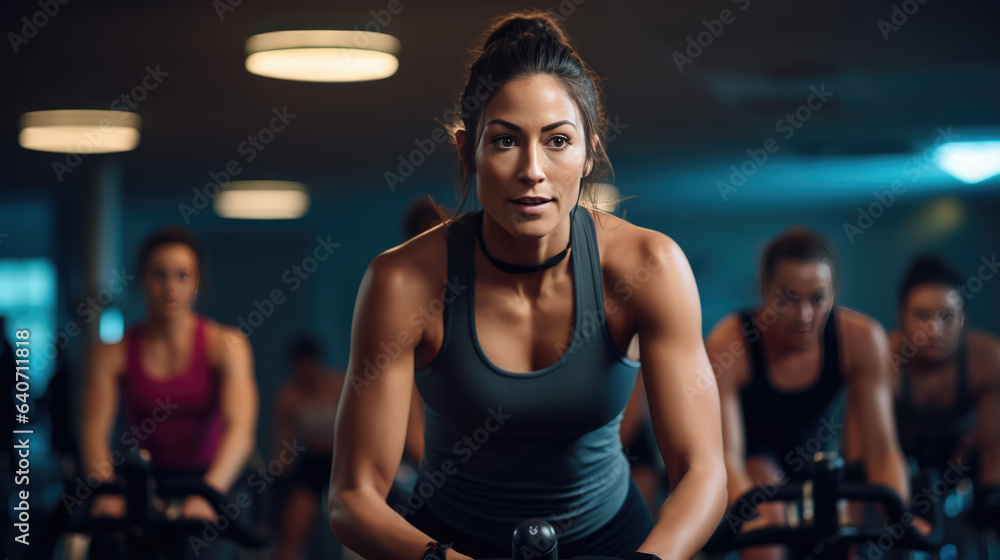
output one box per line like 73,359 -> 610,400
476,211 -> 573,274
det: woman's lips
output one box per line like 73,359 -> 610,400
510,199 -> 552,215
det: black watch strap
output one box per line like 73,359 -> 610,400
423,541 -> 453,560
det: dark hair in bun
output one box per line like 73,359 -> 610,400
447,10 -> 612,214
898,254 -> 967,312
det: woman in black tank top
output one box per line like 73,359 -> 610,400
329,10 -> 728,560
706,228 -> 913,559
891,254 -> 1000,485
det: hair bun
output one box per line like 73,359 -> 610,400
481,12 -> 569,51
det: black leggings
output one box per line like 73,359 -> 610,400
405,477 -> 654,558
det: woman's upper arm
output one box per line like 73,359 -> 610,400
82,342 -> 123,436
631,235 -> 724,478
332,253 -> 428,498
705,317 -> 747,466
215,327 -> 258,436
975,338 -> 1000,484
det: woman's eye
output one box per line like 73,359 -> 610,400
942,313 -> 954,321
812,296 -> 825,304
548,135 -> 569,148
492,135 -> 516,149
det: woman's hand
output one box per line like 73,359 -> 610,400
911,515 -> 933,536
181,494 -> 218,521
90,494 -> 126,518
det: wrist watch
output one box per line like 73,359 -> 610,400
423,541 -> 453,560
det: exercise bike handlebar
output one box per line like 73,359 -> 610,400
705,456 -> 941,556
60,479 -> 270,549
53,450 -> 270,552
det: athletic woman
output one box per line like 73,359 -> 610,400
888,255 -> 1000,484
80,227 -> 258,557
273,334 -> 345,560
706,228 -> 911,559
329,11 -> 725,560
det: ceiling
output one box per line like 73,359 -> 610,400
2,0 -> 999,207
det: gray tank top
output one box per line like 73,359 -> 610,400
412,207 -> 642,547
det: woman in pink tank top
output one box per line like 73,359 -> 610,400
80,226 -> 259,533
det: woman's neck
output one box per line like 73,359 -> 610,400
477,211 -> 574,291
480,211 -> 572,262
144,310 -> 195,340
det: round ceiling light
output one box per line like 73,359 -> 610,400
19,110 -> 141,154
245,30 -> 400,82
214,181 -> 310,220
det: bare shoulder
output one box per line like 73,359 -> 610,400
91,338 -> 127,379
966,328 -> 1000,393
705,312 -> 751,388
835,306 -> 889,378
588,208 -> 686,280
203,318 -> 252,366
366,222 -> 447,302
886,328 -> 902,350
836,306 -> 887,345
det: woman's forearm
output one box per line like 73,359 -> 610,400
330,486 -> 472,560
865,447 -> 910,505
203,427 -> 255,493
724,459 -> 753,509
80,426 -> 116,482
637,462 -> 727,559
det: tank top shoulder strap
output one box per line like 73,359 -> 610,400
448,210 -> 479,282
431,210 -> 480,363
954,335 -> 974,408
819,306 -> 843,390
898,355 -> 914,404
124,322 -> 144,380
573,207 -> 602,317
193,313 -> 208,361
738,310 -> 767,389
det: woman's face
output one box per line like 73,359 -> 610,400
761,260 -> 835,350
900,284 -> 964,361
470,73 -> 591,239
142,243 -> 199,319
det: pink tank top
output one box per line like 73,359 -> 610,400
121,315 -> 223,470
